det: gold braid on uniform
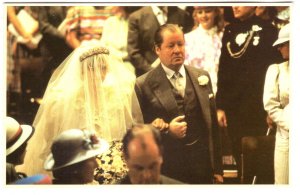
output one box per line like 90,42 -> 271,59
226,31 -> 254,59
80,47 -> 110,62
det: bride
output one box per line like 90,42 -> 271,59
17,43 -> 142,181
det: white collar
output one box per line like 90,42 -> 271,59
151,6 -> 168,25
196,24 -> 218,36
161,63 -> 186,80
151,6 -> 163,16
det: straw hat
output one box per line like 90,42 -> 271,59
273,23 -> 290,47
6,117 -> 34,156
44,129 -> 109,171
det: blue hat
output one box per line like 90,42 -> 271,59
14,174 -> 52,184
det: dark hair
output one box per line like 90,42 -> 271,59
6,142 -> 27,165
52,160 -> 87,183
154,23 -> 183,48
122,124 -> 163,159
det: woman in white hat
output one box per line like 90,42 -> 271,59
263,23 -> 290,184
17,43 -> 142,181
44,129 -> 109,184
6,116 -> 34,184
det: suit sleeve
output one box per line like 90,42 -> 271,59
216,26 -> 231,111
134,79 -> 146,123
127,12 -> 152,73
207,72 -> 223,175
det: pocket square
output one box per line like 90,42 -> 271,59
209,93 -> 214,99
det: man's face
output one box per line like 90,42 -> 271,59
155,29 -> 185,71
232,6 -> 256,21
126,135 -> 163,184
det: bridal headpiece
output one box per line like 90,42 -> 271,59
79,47 -> 110,62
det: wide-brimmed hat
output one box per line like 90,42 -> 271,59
6,117 -> 35,156
44,129 -> 109,171
273,23 -> 290,47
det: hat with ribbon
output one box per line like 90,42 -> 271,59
273,23 -> 290,47
6,116 -> 35,156
44,129 -> 109,171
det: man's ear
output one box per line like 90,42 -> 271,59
155,45 -> 160,56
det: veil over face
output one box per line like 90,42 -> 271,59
19,43 -> 141,176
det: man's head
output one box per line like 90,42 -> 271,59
232,6 -> 256,21
154,24 -> 185,72
122,124 -> 163,184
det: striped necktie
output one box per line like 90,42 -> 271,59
172,72 -> 184,97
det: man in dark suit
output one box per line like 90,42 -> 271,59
216,6 -> 282,184
127,6 -> 192,77
135,24 -> 223,184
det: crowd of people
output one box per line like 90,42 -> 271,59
6,5 -> 290,185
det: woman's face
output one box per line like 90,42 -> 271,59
78,157 -> 98,184
194,7 -> 217,30
277,42 -> 289,60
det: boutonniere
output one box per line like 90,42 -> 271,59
198,75 -> 209,86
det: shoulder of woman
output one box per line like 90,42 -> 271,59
266,64 -> 280,80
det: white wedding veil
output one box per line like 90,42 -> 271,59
18,42 -> 142,175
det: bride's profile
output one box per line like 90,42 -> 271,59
17,43 -> 142,183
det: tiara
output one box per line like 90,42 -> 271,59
79,47 -> 110,62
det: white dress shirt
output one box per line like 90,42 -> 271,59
151,6 -> 167,25
161,63 -> 186,97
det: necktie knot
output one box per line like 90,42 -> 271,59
173,72 -> 181,79
172,72 -> 184,97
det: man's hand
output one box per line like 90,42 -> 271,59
213,174 -> 224,184
217,109 -> 227,127
266,115 -> 275,130
169,115 -> 187,139
151,118 -> 169,131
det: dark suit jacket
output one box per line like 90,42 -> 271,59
216,15 -> 282,137
135,64 -> 223,176
127,6 -> 190,76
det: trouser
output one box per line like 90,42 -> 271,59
274,132 -> 289,184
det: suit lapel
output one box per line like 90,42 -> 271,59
149,65 -> 179,117
185,66 -> 212,129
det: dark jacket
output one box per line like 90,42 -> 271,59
216,15 -> 282,136
135,64 -> 223,183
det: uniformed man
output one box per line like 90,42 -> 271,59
216,6 -> 283,184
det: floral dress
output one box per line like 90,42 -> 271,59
94,141 -> 128,184
184,24 -> 223,95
